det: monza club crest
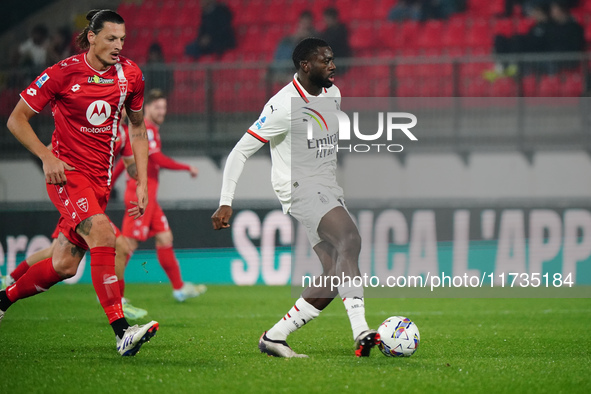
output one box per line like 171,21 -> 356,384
118,78 -> 128,95
76,198 -> 89,212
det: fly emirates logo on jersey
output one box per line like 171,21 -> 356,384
81,100 -> 112,133
305,107 -> 418,154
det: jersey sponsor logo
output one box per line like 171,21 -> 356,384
254,116 -> 266,130
76,197 -> 89,212
88,75 -> 115,84
26,88 -> 37,96
86,100 -> 111,126
71,84 -> 80,92
35,73 -> 50,88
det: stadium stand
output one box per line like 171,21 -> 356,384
111,0 -> 589,111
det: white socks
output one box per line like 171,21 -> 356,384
266,298 -> 321,341
339,280 -> 370,340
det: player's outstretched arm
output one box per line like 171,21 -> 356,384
149,151 -> 199,178
7,99 -> 74,185
127,108 -> 149,218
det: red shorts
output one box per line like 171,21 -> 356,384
46,171 -> 112,250
121,182 -> 169,241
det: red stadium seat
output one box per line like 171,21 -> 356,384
492,18 -> 514,38
350,22 -> 376,53
400,20 -> 420,49
491,77 -> 517,96
460,78 -> 490,96
465,19 -> 492,49
417,20 -> 444,49
441,18 -> 466,49
522,75 -> 538,96
563,73 -> 584,97
538,75 -> 561,96
380,23 -> 404,51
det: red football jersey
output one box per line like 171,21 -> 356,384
20,53 -> 144,188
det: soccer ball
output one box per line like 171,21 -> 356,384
377,316 -> 420,357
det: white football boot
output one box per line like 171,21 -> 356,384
116,320 -> 159,356
258,331 -> 308,358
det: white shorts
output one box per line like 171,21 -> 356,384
289,183 -> 346,246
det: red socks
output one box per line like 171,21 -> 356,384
10,260 -> 31,281
156,246 -> 184,290
6,258 -> 61,302
90,246 -> 124,324
118,279 -> 125,298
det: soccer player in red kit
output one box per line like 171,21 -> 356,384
1,9 -> 158,356
120,88 -> 206,302
1,113 -> 148,319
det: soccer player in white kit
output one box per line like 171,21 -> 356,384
212,38 -> 379,358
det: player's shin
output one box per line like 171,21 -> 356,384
266,298 -> 321,341
90,246 -> 129,336
156,245 -> 183,290
4,257 -> 61,304
10,260 -> 31,282
339,280 -> 370,340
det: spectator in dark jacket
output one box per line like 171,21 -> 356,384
547,0 -> 585,72
320,8 -> 351,60
185,0 -> 236,60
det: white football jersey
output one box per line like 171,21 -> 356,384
247,74 -> 342,212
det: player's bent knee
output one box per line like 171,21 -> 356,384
115,236 -> 131,257
53,258 -> 81,279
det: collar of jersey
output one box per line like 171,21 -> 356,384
292,74 -> 327,103
83,53 -> 112,75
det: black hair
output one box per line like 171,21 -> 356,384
292,37 -> 329,70
76,9 -> 125,50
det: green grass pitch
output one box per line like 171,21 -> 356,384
0,284 -> 590,393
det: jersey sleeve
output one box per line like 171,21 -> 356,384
246,100 -> 290,143
126,66 -> 145,112
19,66 -> 61,113
150,151 -> 191,171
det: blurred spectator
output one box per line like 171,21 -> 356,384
13,24 -> 49,70
270,11 -> 318,80
320,8 -> 351,61
388,0 -> 422,21
388,0 -> 460,22
548,0 -> 585,53
486,1 -> 553,79
185,0 -> 236,60
47,27 -> 75,65
547,0 -> 585,72
143,42 -> 174,96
